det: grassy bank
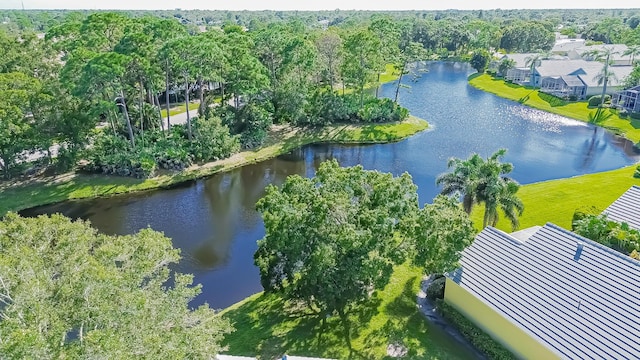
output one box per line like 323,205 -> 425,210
219,263 -> 474,359
470,165 -> 640,232
0,116 -> 427,216
468,73 -> 640,143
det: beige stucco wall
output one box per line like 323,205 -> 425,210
444,278 -> 561,360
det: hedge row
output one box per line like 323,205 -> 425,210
436,299 -> 517,360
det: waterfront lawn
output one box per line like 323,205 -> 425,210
0,117 -> 427,216
468,74 -> 640,143
470,165 -> 640,232
219,263 -> 464,359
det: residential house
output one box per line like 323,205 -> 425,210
603,185 -> 640,229
534,59 -> 632,99
502,53 -> 567,86
551,38 -> 586,55
444,223 -> 640,359
612,85 -> 640,114
569,44 -> 634,66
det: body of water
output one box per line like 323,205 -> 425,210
23,62 -> 640,311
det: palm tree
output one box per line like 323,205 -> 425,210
436,149 -> 524,230
594,65 -> 618,108
583,46 -> 619,108
498,58 -> 516,78
436,153 -> 484,214
524,52 -> 549,86
623,45 -> 640,66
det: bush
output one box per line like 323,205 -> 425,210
567,94 -> 578,101
634,165 -> 640,179
191,116 -> 240,163
538,92 -> 568,107
588,94 -> 611,107
571,206 -> 601,227
573,214 -> 640,254
426,275 -> 446,300
436,300 -> 516,360
619,109 -> 629,118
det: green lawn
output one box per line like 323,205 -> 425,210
219,263 -> 476,359
0,117 -> 428,216
470,165 -> 640,232
379,64 -> 400,84
160,102 -> 201,117
469,74 -> 640,143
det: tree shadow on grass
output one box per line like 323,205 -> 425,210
360,276 -> 459,360
221,292 -> 383,360
356,125 -> 399,143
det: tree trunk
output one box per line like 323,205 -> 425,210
197,76 -> 204,117
337,308 -> 353,351
394,63 -> 406,103
139,80 -> 145,146
600,54 -> 610,108
154,93 -> 165,132
375,72 -> 381,98
185,77 -> 192,141
165,58 -> 171,129
119,89 -> 136,148
328,57 -> 334,91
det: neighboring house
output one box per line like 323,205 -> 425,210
602,185 -> 640,229
612,85 -> 640,114
534,59 -> 632,99
539,75 -> 586,99
444,223 -> 640,359
551,38 -> 586,55
569,44 -> 633,66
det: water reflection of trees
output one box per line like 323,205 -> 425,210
195,156 -> 309,269
576,129 -> 608,170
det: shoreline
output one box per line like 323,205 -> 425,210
468,73 -> 640,143
0,116 -> 428,216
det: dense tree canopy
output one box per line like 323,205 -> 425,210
1,9 -> 639,180
255,160 -> 475,347
0,213 -> 232,358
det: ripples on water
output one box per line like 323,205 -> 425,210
507,106 -> 589,133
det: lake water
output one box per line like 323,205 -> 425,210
24,62 -> 640,311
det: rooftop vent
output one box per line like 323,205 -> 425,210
574,243 -> 584,261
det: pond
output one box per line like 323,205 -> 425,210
24,62 -> 640,311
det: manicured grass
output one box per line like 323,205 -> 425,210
160,102 -> 201,117
468,74 -> 640,143
219,263 -> 474,359
0,117 -> 428,216
330,115 -> 428,144
470,165 -> 640,232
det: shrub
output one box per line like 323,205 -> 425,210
568,94 -> 578,101
358,97 -> 409,123
436,300 -> 516,360
426,275 -> 446,300
573,214 -> 640,255
588,94 -> 611,107
191,116 -> 240,163
538,92 -> 568,107
571,206 -> 601,227
635,165 -> 640,179
619,109 -> 629,118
